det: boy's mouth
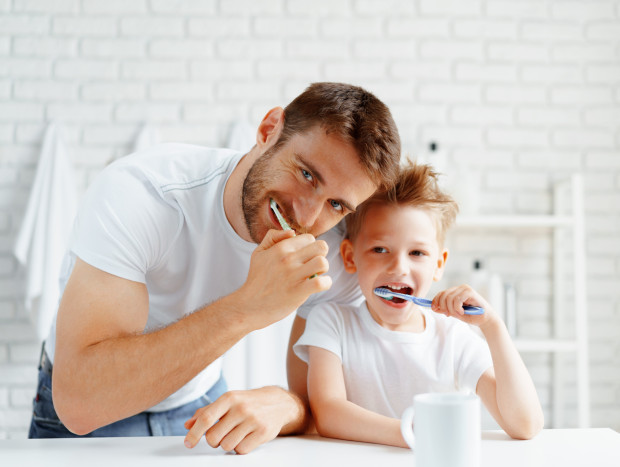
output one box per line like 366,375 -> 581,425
378,285 -> 413,304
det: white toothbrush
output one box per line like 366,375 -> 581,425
270,198 -> 293,231
373,287 -> 484,315
270,198 -> 317,279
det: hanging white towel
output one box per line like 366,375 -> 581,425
226,119 -> 255,152
13,123 -> 78,340
132,124 -> 161,153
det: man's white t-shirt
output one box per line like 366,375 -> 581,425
294,301 -> 493,418
45,143 -> 362,412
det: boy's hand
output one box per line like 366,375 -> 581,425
431,284 -> 497,328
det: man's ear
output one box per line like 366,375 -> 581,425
256,107 -> 284,149
340,239 -> 357,274
433,248 -> 449,282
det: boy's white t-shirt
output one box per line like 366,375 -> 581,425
294,301 -> 493,418
45,142 -> 362,412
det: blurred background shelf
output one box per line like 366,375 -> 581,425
457,215 -> 574,228
454,174 -> 589,428
514,339 -> 578,353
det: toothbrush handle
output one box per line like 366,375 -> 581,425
384,290 -> 485,315
463,305 -> 484,315
415,296 -> 484,315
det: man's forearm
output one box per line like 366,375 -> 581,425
53,291 -> 255,435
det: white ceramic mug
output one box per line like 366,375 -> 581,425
400,393 -> 481,467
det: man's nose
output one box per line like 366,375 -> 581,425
292,197 -> 322,231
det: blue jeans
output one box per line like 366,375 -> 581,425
28,368 -> 227,438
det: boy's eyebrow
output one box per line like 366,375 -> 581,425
294,153 -> 357,213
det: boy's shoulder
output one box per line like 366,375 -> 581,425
307,301 -> 361,322
429,310 -> 484,342
305,301 -> 370,336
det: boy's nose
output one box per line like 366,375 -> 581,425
387,253 -> 409,275
292,197 -> 322,232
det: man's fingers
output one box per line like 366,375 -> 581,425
216,421 -> 255,452
256,228 -> 295,252
229,427 -> 274,455
184,400 -> 229,448
204,404 -> 249,449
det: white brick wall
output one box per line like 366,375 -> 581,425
1,0 -> 619,439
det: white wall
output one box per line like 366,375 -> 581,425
1,0 -> 619,438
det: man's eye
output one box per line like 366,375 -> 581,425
373,247 -> 387,253
302,169 -> 313,182
330,200 -> 343,212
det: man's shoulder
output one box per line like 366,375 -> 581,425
94,144 -> 243,207
117,143 -> 242,185
318,219 -> 346,248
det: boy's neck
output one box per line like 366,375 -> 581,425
366,303 -> 426,333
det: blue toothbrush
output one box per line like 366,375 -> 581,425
373,287 -> 484,315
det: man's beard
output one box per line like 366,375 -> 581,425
241,145 -> 278,243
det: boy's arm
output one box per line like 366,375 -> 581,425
285,315 -> 314,434
432,284 -> 544,440
307,346 -> 407,448
476,318 -> 544,440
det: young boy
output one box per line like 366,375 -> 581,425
293,163 -> 544,448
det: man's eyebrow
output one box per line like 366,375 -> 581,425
295,153 -> 356,213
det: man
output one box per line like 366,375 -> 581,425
29,82 -> 401,454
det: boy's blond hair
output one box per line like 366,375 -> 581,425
345,161 -> 459,246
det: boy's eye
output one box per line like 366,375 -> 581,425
410,250 -> 424,256
301,169 -> 313,182
373,247 -> 387,253
329,200 -> 343,212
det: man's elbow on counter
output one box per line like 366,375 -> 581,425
52,385 -> 99,436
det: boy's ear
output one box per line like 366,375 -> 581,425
433,248 -> 449,282
256,107 -> 284,149
340,239 -> 357,274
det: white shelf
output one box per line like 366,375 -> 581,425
514,339 -> 578,353
456,215 -> 574,228
454,174 -> 589,429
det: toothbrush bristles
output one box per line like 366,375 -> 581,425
374,287 -> 394,300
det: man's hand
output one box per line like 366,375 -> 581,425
183,386 -> 305,454
236,229 -> 332,330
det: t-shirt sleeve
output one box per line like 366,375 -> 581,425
453,324 -> 494,393
293,303 -> 344,364
70,162 -> 181,283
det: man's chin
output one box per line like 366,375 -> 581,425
248,225 -> 268,244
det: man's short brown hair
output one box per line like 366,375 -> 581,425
274,82 -> 401,191
345,161 -> 459,246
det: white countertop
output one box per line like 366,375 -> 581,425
2,429 -> 619,467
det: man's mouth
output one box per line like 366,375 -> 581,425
377,285 -> 413,304
270,199 -> 293,231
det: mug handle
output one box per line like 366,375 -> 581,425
400,406 -> 415,450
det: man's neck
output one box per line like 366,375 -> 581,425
223,147 -> 259,243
